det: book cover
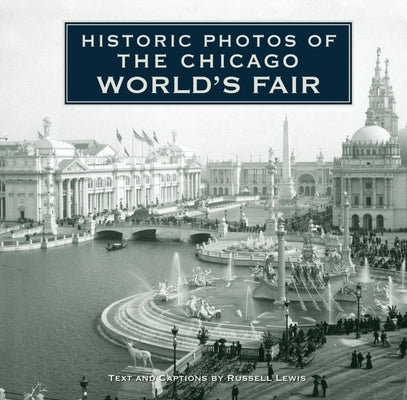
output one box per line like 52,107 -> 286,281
0,1 -> 406,400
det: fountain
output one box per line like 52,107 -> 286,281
258,230 -> 265,245
252,218 -> 350,306
245,286 -> 255,321
327,283 -> 333,324
227,252 -> 234,281
387,276 -> 394,307
360,257 -> 371,284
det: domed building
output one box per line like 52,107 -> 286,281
332,48 -> 407,231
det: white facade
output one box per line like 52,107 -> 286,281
0,126 -> 201,221
332,49 -> 407,231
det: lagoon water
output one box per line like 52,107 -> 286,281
0,239 -> 205,399
0,205 -> 264,399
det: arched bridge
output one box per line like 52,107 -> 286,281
95,221 -> 218,242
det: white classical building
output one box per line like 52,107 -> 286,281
0,121 -> 201,222
332,48 -> 407,231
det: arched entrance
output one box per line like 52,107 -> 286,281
352,214 -> 360,230
363,214 -> 372,230
298,173 -> 316,197
376,215 -> 384,230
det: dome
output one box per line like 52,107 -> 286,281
351,125 -> 390,143
398,125 -> 407,164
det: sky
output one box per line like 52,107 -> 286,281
1,0 -> 406,163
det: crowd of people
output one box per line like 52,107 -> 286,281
351,230 -> 407,270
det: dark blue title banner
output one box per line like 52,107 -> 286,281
65,22 -> 352,104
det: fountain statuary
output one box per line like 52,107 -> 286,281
253,214 -> 350,307
185,295 -> 221,320
153,281 -> 178,302
126,341 -> 154,369
186,267 -> 214,287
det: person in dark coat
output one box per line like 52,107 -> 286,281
357,352 -> 364,368
230,342 -> 236,358
399,338 -> 407,358
366,352 -> 373,369
258,343 -> 265,362
232,384 -> 239,400
267,362 -> 274,380
381,331 -> 387,347
350,350 -> 358,368
321,376 -> 328,397
213,340 -> 219,353
236,341 -> 242,355
312,377 -> 319,397
373,330 -> 379,345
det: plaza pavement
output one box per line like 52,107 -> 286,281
206,329 -> 407,400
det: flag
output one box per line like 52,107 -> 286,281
153,131 -> 159,144
37,131 -> 44,139
142,130 -> 154,146
124,147 -> 130,156
116,129 -> 122,143
133,129 -> 146,142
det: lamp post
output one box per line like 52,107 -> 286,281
79,376 -> 89,400
42,219 -> 45,242
171,325 -> 179,399
38,207 -> 41,225
284,298 -> 290,361
356,282 -> 362,339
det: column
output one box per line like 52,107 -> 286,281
185,174 -> 188,199
372,178 -> 376,207
58,180 -> 64,219
74,179 -> 79,215
359,178 -> 363,208
389,178 -> 393,207
83,178 -> 88,216
342,193 -> 355,274
348,177 -> 352,208
276,220 -> 286,303
66,179 -> 72,218
190,173 -> 193,198
384,178 -> 388,208
195,173 -> 199,198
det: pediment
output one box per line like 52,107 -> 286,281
59,159 -> 88,172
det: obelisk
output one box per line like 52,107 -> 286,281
279,116 -> 296,203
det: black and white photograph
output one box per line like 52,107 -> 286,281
1,1 -> 407,400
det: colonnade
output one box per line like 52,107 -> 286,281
341,176 -> 393,208
56,172 -> 201,218
184,172 -> 200,200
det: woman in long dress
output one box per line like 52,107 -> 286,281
366,352 -> 373,369
350,350 -> 358,368
312,378 -> 319,397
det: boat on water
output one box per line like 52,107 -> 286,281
106,241 -> 128,251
